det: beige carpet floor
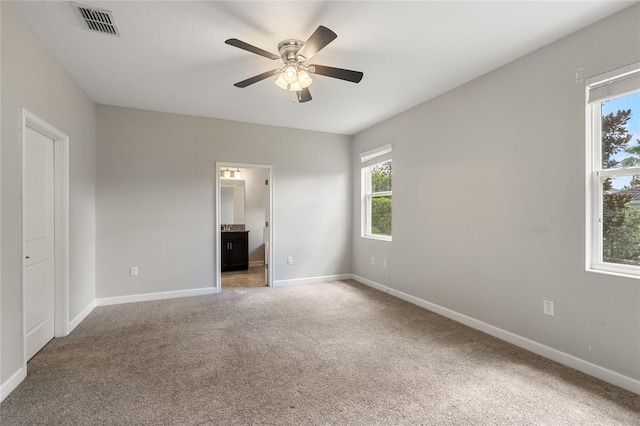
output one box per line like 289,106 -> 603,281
1,279 -> 639,425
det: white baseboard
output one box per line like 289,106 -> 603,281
0,367 -> 26,403
1,302 -> 97,403
96,287 -> 218,307
249,260 -> 265,267
273,274 -> 352,288
67,300 -> 96,334
351,274 -> 640,395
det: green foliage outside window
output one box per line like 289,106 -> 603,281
371,161 -> 392,192
601,107 -> 640,265
370,161 -> 392,236
372,196 -> 392,236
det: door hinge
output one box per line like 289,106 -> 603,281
265,179 -> 269,185
265,221 -> 269,227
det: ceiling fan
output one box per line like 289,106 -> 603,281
225,26 -> 363,103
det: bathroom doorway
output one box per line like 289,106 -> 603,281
216,163 -> 273,291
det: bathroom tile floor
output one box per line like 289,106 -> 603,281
221,265 -> 266,288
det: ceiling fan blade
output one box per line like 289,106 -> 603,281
233,69 -> 279,88
310,65 -> 363,83
297,88 -> 312,103
225,38 -> 280,61
297,26 -> 337,61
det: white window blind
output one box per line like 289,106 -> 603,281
588,62 -> 640,104
360,144 -> 392,167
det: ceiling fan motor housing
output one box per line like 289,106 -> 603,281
278,39 -> 305,62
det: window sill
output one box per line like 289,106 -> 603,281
362,234 -> 392,242
587,264 -> 640,280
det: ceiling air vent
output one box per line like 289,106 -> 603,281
71,3 -> 120,37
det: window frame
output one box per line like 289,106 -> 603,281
360,145 -> 392,241
586,62 -> 640,278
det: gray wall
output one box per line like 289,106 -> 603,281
1,2 -> 96,388
96,105 -> 352,298
242,167 -> 268,264
352,5 -> 640,381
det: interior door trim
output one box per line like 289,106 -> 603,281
215,162 -> 273,292
20,108 -> 70,367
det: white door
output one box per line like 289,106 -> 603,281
24,127 -> 55,360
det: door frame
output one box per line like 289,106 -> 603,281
215,162 -> 273,292
20,108 -> 70,367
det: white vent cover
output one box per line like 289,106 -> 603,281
71,3 -> 120,37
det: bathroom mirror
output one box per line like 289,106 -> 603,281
220,179 -> 245,224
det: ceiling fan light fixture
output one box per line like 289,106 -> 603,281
298,70 -> 313,88
283,65 -> 298,83
289,81 -> 302,92
274,73 -> 289,90
275,67 -> 312,92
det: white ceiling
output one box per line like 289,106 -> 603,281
11,1 -> 635,135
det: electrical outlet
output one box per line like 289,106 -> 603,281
130,266 -> 139,276
287,256 -> 293,265
543,300 -> 554,316
382,259 -> 387,268
371,257 -> 375,265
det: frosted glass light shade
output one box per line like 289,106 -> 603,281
289,81 -> 301,92
298,70 -> 313,88
284,66 -> 297,83
274,66 -> 314,92
274,73 -> 288,90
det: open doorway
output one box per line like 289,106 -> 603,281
216,163 -> 272,291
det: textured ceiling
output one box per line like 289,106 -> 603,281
10,1 -> 635,135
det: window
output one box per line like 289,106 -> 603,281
587,62 -> 640,276
361,144 -> 392,240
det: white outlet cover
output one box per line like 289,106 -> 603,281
543,300 -> 554,316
